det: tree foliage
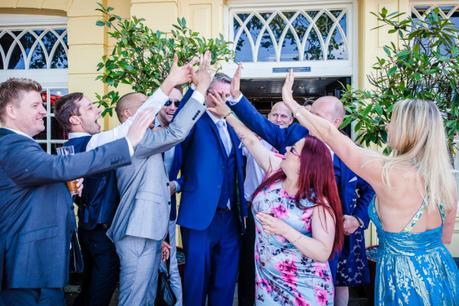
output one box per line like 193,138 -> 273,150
95,3 -> 234,116
341,7 -> 459,154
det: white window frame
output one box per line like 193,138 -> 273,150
222,0 -> 358,84
0,14 -> 68,153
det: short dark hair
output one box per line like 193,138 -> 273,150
0,78 -> 42,123
54,92 -> 84,132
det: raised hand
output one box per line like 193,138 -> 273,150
126,108 -> 156,148
192,50 -> 213,95
161,54 -> 193,94
282,69 -> 295,107
230,64 -> 242,99
207,91 -> 232,118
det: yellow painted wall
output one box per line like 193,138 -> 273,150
1,0 -> 458,255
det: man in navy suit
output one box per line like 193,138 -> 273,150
0,78 -> 153,306
228,68 -> 374,306
177,73 -> 248,306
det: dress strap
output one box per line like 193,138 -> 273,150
402,197 -> 429,232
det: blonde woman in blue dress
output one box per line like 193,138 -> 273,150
281,71 -> 458,305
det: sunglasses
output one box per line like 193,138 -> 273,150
164,100 -> 180,107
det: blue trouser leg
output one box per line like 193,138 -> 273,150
237,208 -> 256,306
182,210 -> 240,306
208,211 -> 240,306
0,288 -> 64,306
74,227 -> 119,306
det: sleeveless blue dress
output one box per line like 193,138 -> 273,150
368,198 -> 459,305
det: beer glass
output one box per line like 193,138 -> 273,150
56,145 -> 79,196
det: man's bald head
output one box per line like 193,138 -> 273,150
268,101 -> 293,128
115,92 -> 147,123
310,96 -> 345,128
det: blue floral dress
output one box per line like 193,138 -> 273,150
252,181 -> 334,306
369,197 -> 459,305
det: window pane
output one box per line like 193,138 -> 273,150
269,13 -> 286,41
235,31 -> 253,62
304,29 -> 323,60
257,31 -> 276,62
328,27 -> 347,60
30,43 -> 47,69
292,13 -> 310,41
247,15 -> 263,43
280,29 -> 299,61
50,88 -> 68,113
51,43 -> 68,68
7,44 -> 25,69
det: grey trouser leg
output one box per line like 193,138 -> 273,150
160,220 -> 183,306
115,236 -> 162,306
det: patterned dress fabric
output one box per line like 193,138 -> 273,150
369,197 -> 459,305
252,181 -> 334,306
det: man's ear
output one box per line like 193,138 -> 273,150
68,114 -> 81,126
5,103 -> 17,120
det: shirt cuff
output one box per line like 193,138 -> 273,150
354,216 -> 365,228
228,93 -> 243,105
144,87 -> 169,106
173,180 -> 181,193
125,137 -> 135,156
191,90 -> 205,105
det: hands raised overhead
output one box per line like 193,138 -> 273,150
192,50 -> 214,96
230,64 -> 242,99
161,54 -> 194,94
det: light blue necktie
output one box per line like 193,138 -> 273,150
216,120 -> 232,156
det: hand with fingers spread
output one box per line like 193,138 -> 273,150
126,107 -> 157,148
192,50 -> 214,96
230,64 -> 242,99
161,54 -> 194,94
282,70 -> 296,108
207,91 -> 232,118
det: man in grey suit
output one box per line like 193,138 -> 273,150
103,53 -> 213,306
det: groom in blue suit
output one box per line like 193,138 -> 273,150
228,69 -> 374,305
0,78 -> 151,306
177,74 -> 248,306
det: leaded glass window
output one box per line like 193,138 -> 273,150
231,8 -> 349,63
0,28 -> 68,70
0,16 -> 68,154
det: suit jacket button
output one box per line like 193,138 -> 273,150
168,201 -> 171,205
166,182 -> 170,186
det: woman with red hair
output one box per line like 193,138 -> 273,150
208,93 -> 343,306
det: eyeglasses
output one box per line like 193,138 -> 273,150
288,146 -> 300,157
164,100 -> 180,107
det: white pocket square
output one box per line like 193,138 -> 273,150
348,176 -> 357,183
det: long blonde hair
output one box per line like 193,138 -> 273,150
383,99 -> 457,210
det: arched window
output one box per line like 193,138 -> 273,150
0,14 -> 68,153
226,1 -> 355,79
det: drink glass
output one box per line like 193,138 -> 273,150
56,145 -> 79,196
